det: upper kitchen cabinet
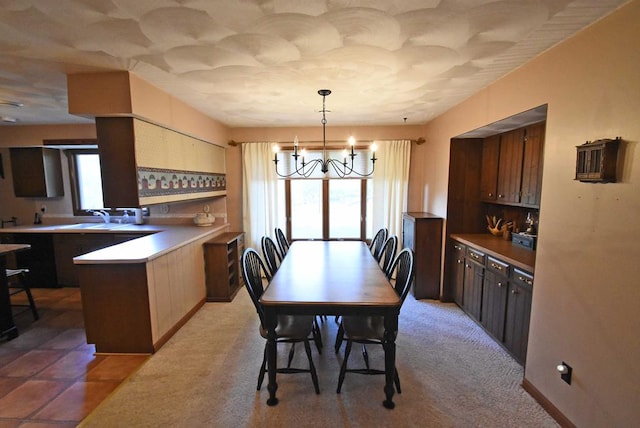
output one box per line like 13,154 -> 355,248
496,128 -> 525,205
520,122 -> 545,207
479,121 -> 545,209
480,134 -> 500,202
96,117 -> 227,208
10,147 -> 64,198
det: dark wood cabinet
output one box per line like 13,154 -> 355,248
10,147 -> 64,198
96,117 -> 139,208
2,233 -> 58,288
203,232 -> 244,302
480,134 -> 500,202
496,128 -> 524,204
451,241 -> 466,306
53,233 -> 141,287
450,236 -> 533,365
402,213 -> 443,299
521,123 -> 545,207
462,247 -> 484,321
504,268 -> 533,364
575,137 -> 620,183
481,256 -> 509,341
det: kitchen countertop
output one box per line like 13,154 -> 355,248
0,222 -> 229,264
450,233 -> 536,273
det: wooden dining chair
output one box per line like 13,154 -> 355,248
6,268 -> 39,321
336,248 -> 415,394
369,227 -> 388,261
274,227 -> 290,257
260,236 -> 282,278
334,235 -> 398,353
241,248 -> 320,394
378,235 -> 398,278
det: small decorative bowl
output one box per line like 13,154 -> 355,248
193,212 -> 215,226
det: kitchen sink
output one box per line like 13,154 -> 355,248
55,223 -> 124,230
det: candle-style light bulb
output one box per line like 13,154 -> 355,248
342,149 -> 348,163
348,136 -> 356,146
301,148 -> 307,163
273,144 -> 280,162
370,142 -> 377,152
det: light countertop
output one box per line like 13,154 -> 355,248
0,223 -> 229,265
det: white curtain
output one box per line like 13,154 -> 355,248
242,142 -> 280,251
371,140 -> 411,243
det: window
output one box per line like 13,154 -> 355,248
283,178 -> 369,241
68,150 -> 105,215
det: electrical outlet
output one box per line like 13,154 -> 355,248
557,362 -> 572,385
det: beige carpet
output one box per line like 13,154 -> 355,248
80,289 -> 558,427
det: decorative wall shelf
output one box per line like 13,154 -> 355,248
575,137 -> 621,183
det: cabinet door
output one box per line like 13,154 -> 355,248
504,271 -> 533,364
12,234 -> 59,288
480,135 -> 500,201
451,241 -> 466,306
521,122 -> 545,207
402,216 -> 415,251
463,260 -> 483,321
497,129 -> 524,204
481,268 -> 508,341
10,148 -> 64,198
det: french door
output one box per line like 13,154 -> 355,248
283,179 -> 371,241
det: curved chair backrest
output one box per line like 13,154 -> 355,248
241,248 -> 271,327
369,227 -> 388,261
261,236 -> 282,278
388,248 -> 415,306
275,227 -> 290,257
379,235 -> 398,278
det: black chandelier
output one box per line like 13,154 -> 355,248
272,89 -> 377,178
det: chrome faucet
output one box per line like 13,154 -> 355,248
92,210 -> 110,223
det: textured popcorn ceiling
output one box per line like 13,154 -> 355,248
0,0 -> 628,127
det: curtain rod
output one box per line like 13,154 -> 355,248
228,137 -> 425,146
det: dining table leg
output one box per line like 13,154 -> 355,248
264,306 -> 279,406
382,311 -> 398,409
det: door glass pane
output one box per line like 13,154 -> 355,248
291,179 -> 322,240
329,179 -> 361,239
76,153 -> 104,210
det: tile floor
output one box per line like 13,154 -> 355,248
0,287 -> 148,427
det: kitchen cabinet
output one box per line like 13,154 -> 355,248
451,241 -> 466,306
521,123 -> 545,207
1,233 -> 58,288
480,134 -> 500,202
10,147 -> 64,198
449,235 -> 534,365
203,232 -> 244,302
575,137 -> 620,183
402,213 -> 443,299
496,128 -> 524,204
481,256 -> 509,341
504,268 -> 533,364
462,247 -> 484,321
53,233 -> 141,286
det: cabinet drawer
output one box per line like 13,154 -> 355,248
511,268 -> 534,289
486,256 -> 509,276
452,241 -> 466,256
466,247 -> 485,264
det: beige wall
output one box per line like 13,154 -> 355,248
411,1 -> 639,426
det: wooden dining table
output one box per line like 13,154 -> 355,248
260,240 -> 401,409
0,243 -> 31,340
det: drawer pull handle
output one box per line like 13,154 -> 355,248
490,263 -> 503,271
457,259 -> 463,264
497,282 -> 504,287
517,276 -> 534,286
511,289 -> 519,295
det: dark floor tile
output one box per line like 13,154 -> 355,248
33,380 -> 120,422
39,329 -> 87,351
0,350 -> 66,378
35,351 -> 105,381
0,380 -> 69,419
